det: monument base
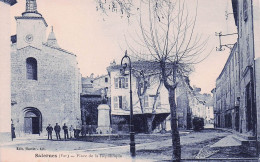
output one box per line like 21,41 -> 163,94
97,104 -> 111,134
96,126 -> 111,134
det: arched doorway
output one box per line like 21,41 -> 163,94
23,108 -> 42,134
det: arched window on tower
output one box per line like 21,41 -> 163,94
26,57 -> 37,80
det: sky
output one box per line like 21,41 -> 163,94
10,0 -> 237,94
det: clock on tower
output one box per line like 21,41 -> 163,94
25,34 -> 34,43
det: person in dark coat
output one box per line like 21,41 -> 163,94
81,123 -> 87,137
11,124 -> 16,141
46,124 -> 53,140
62,123 -> 69,140
54,123 -> 61,140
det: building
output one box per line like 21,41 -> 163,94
192,89 -> 214,125
10,0 -> 81,136
80,74 -> 111,128
106,61 -> 212,133
233,0 -> 260,154
177,82 -> 214,129
81,74 -> 110,101
213,0 -> 260,156
214,43 -> 240,130
0,0 -> 17,142
107,61 -> 170,133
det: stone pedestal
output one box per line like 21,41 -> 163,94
96,104 -> 111,134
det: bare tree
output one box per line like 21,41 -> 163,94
96,0 -> 209,160
131,65 -> 163,133
135,1 -> 208,160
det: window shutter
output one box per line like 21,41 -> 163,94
122,96 -> 126,109
125,77 -> 129,88
115,78 -> 118,89
125,96 -> 129,110
121,78 -> 125,88
114,96 -> 118,109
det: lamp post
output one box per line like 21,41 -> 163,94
121,50 -> 135,157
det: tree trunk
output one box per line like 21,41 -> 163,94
146,114 -> 155,134
169,88 -> 181,161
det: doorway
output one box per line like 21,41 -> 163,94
235,107 -> 239,131
245,82 -> 256,135
24,108 -> 42,134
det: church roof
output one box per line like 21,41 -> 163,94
43,43 -> 76,57
15,16 -> 48,27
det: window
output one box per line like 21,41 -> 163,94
119,78 -> 125,88
243,0 -> 248,21
114,77 -> 128,89
118,96 -> 123,109
113,96 -> 128,110
105,77 -> 108,83
26,57 -> 37,80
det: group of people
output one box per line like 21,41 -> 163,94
46,123 -> 74,140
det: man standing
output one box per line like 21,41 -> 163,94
11,124 -> 16,141
54,123 -> 61,140
69,125 -> 74,139
46,124 -> 53,140
81,122 -> 87,137
62,123 -> 69,140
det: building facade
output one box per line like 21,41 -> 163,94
81,74 -> 111,128
214,43 -> 240,130
11,0 -> 81,136
213,0 -> 260,155
177,82 -> 214,129
233,0 -> 260,138
107,62 -> 171,133
107,61 -> 212,132
0,0 -> 17,142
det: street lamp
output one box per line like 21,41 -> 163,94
121,50 -> 136,157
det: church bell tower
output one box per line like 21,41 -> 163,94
26,0 -> 37,12
16,0 -> 48,50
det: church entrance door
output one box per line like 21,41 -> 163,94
24,108 -> 42,134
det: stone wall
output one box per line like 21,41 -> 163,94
237,0 -> 256,136
11,44 -> 81,136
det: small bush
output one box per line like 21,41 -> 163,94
193,117 -> 204,131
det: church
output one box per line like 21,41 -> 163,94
10,0 -> 81,136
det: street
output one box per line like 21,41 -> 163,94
2,129 -> 258,162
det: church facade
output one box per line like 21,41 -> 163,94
11,0 -> 81,136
